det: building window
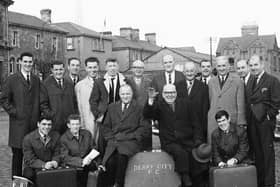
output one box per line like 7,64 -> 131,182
130,49 -> 140,62
273,56 -> 277,71
66,37 -> 74,50
9,57 -> 15,74
35,34 -> 41,49
52,37 -> 57,53
11,31 -> 19,47
260,56 -> 263,61
0,12 -> 3,40
92,38 -> 104,51
16,58 -> 21,72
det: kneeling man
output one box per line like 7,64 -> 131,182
143,84 -> 203,187
22,115 -> 60,182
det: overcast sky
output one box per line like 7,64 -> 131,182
9,0 -> 280,54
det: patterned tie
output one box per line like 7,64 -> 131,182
73,77 -> 77,85
187,81 -> 192,95
58,79 -> 63,89
168,73 -> 172,84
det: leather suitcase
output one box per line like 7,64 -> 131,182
209,164 -> 257,187
87,170 -> 99,187
36,167 -> 77,187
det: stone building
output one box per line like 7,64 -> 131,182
0,0 -> 13,88
216,24 -> 280,77
7,9 -> 67,79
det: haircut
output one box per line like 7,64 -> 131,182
119,84 -> 133,94
215,110 -> 229,121
67,114 -> 81,123
20,52 -> 33,60
200,60 -> 211,66
105,58 -> 118,64
85,57 -> 100,66
39,113 -> 53,122
51,60 -> 65,68
68,57 -> 80,65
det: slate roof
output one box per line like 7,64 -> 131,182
216,34 -> 277,53
112,36 -> 161,52
171,46 -> 196,53
53,22 -> 112,40
8,11 -> 67,33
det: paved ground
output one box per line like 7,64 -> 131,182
0,111 -> 279,186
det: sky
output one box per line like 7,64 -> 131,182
9,0 -> 280,54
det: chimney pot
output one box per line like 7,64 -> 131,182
40,9 -> 52,24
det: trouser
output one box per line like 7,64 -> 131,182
98,150 -> 129,187
249,118 -> 275,187
11,147 -> 23,178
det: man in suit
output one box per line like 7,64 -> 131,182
247,55 -> 280,187
151,54 -> 185,94
198,60 -> 212,85
236,59 -> 253,86
40,60 -> 77,134
207,56 -> 246,143
143,84 -> 203,187
0,52 -> 40,178
75,57 -> 100,143
22,115 -> 60,182
98,84 -> 148,187
176,62 -> 209,141
64,57 -> 81,86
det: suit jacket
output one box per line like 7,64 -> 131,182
126,76 -> 151,108
64,73 -> 80,86
247,72 -> 280,122
60,129 -> 94,167
40,76 -> 77,134
89,73 -> 126,118
0,72 -> 40,148
211,124 -> 249,165
208,73 -> 246,143
151,70 -> 185,93
75,76 -> 96,137
176,79 -> 209,141
244,74 -> 255,123
22,130 -> 60,169
143,97 -> 203,150
101,100 -> 148,165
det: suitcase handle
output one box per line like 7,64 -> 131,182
217,163 -> 249,169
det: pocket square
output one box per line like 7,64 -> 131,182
261,88 -> 268,93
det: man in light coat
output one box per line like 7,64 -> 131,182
75,57 -> 100,142
207,56 -> 246,143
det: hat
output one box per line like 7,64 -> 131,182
192,143 -> 211,163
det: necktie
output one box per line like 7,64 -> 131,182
109,77 -> 115,104
26,74 -> 30,85
169,103 -> 175,112
122,103 -> 128,113
58,80 -> 63,89
73,77 -> 77,85
203,78 -> 207,85
168,73 -> 172,84
187,81 -> 192,95
43,135 -> 47,145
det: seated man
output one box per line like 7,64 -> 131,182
60,114 -> 98,186
143,84 -> 203,187
99,84 -> 148,187
211,110 -> 249,167
22,115 -> 60,183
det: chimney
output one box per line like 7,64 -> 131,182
120,27 -> 132,40
145,33 -> 156,44
100,31 -> 112,36
241,24 -> 258,37
131,29 -> 140,40
40,9 -> 52,24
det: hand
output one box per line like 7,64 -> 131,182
96,115 -> 104,123
98,165 -> 106,172
147,87 -> 159,99
82,157 -> 91,167
227,158 -> 238,166
44,161 -> 53,170
218,162 -> 226,168
50,161 -> 58,168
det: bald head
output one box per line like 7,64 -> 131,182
183,62 -> 196,81
163,55 -> 175,73
236,60 -> 249,78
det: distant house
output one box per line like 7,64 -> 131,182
216,24 -> 280,77
8,9 -> 67,79
144,46 -> 214,73
112,28 -> 161,72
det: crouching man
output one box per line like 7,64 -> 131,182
60,114 -> 98,186
143,84 -> 203,187
22,115 -> 60,183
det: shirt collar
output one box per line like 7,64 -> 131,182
165,70 -> 175,76
257,70 -> 265,80
244,72 -> 250,83
21,70 -> 30,80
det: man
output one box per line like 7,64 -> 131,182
198,60 -> 212,85
40,60 -> 77,134
60,114 -> 97,186
75,57 -> 100,142
151,54 -> 185,94
22,115 -> 60,182
89,58 -> 127,123
0,52 -> 40,178
247,55 -> 280,187
236,59 -> 253,86
99,84 -> 148,187
207,56 -> 246,143
65,57 -> 81,85
176,62 -> 209,141
143,84 -> 203,187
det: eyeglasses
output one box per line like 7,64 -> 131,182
163,91 -> 176,94
133,66 -> 144,69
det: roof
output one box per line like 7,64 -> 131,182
216,34 -> 277,53
8,11 -> 67,33
171,46 -> 196,53
53,22 -> 111,40
112,36 -> 161,52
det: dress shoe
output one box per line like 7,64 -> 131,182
182,174 -> 192,187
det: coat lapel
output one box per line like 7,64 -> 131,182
252,72 -> 266,93
220,74 -> 233,95
121,100 -> 136,121
17,72 -> 30,89
189,79 -> 199,98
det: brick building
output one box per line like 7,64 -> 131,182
216,24 -> 280,77
7,9 -> 67,79
0,0 -> 13,88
